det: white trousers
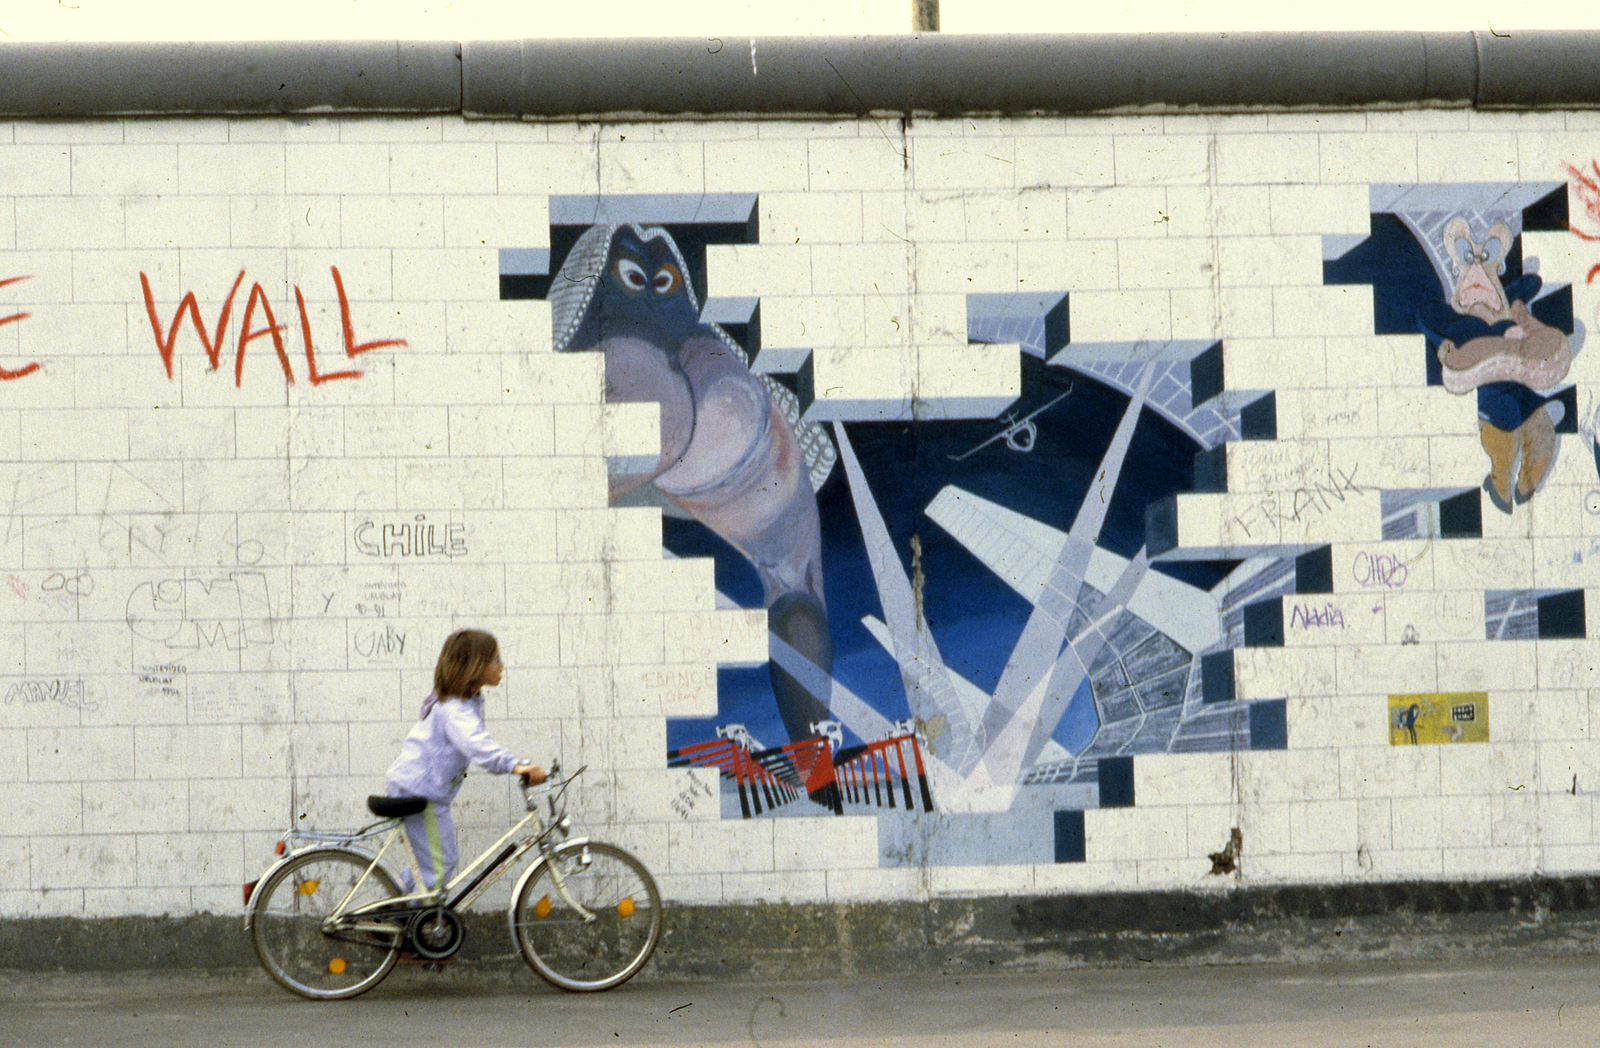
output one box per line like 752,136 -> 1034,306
396,800 -> 457,894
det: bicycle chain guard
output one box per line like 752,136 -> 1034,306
407,906 -> 466,960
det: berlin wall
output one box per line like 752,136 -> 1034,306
5,33 -> 1600,971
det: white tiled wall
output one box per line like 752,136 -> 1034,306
0,109 -> 1596,920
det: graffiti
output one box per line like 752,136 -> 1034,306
1351,550 -> 1409,589
42,571 -> 94,596
3,678 -> 99,711
352,623 -> 407,662
352,515 -> 466,559
0,275 -> 39,381
1389,692 -> 1489,745
946,387 -> 1072,461
139,265 -> 405,386
125,572 -> 274,650
669,774 -> 716,820
1229,465 -> 1368,538
641,665 -> 713,704
349,580 -> 406,617
98,514 -> 182,562
137,663 -> 184,700
1433,215 -> 1569,513
1289,602 -> 1347,630
1566,159 -> 1600,256
642,666 -> 714,690
0,467 -> 69,546
189,675 -> 278,723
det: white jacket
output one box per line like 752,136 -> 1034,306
385,694 -> 520,804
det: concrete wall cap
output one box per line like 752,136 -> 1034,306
0,32 -> 1596,117
0,40 -> 462,116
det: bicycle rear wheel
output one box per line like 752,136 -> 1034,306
249,848 -> 403,1000
511,841 -> 662,991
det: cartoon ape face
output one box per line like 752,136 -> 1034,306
1444,216 -> 1514,321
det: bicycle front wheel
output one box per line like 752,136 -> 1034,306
511,841 -> 662,991
249,848 -> 403,1000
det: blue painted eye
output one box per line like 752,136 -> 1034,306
1455,238 -> 1474,264
616,258 -> 649,290
1483,238 -> 1503,266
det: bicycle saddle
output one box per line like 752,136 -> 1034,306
367,795 -> 427,818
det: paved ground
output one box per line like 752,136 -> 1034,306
3,953 -> 1597,1047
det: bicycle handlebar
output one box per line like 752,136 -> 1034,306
519,762 -> 586,817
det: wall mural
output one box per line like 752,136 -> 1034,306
502,194 -> 1288,868
500,182 -> 1579,867
1324,182 -> 1576,515
1325,182 -> 1588,643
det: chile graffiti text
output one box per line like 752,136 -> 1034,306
353,514 -> 467,559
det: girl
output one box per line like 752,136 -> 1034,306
386,629 -> 545,893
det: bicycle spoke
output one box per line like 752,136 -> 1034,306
512,842 -> 661,991
251,850 -> 402,1000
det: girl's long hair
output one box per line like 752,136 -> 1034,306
434,629 -> 499,700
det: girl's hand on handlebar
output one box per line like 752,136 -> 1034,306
514,763 -> 547,785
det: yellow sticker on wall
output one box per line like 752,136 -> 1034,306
1389,692 -> 1489,745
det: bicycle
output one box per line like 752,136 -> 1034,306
243,762 -> 662,1001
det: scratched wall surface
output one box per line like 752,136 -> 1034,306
3,110 -> 1600,921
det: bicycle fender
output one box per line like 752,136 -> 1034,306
244,853 -> 300,927
507,837 -> 594,917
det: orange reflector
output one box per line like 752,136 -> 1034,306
296,879 -> 320,896
274,841 -> 285,856
617,897 -> 635,918
534,895 -> 551,919
328,957 -> 347,975
242,880 -> 258,905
